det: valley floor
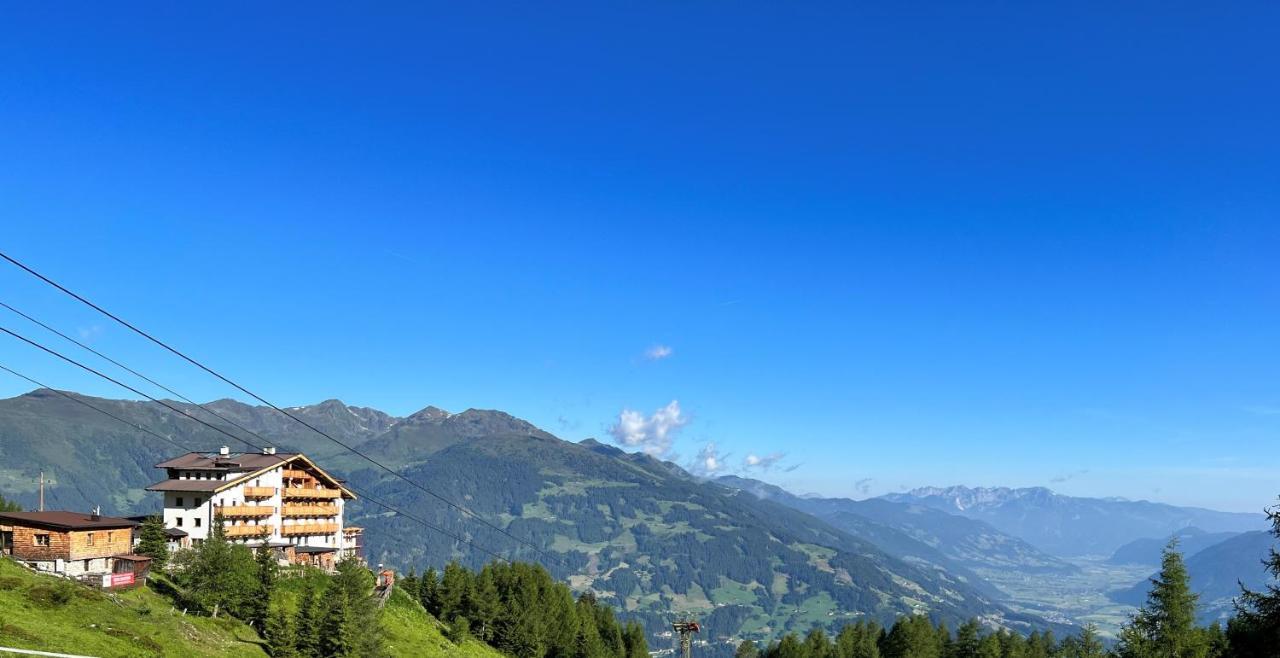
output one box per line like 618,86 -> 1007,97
975,558 -> 1151,638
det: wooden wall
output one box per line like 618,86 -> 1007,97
10,525 -> 134,561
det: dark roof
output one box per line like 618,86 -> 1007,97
165,528 -> 188,538
155,451 -> 299,471
293,545 -> 337,554
0,511 -> 140,531
146,480 -> 224,492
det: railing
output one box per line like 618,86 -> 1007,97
282,487 -> 341,499
282,504 -> 338,518
280,522 -> 339,536
225,524 -> 273,537
242,487 -> 276,498
282,469 -> 312,479
343,526 -> 363,534
218,505 -> 275,518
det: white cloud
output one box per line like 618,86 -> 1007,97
644,345 -> 674,361
743,452 -> 786,471
608,400 -> 688,457
691,442 -> 727,476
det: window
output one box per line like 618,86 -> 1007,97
176,518 -> 183,527
194,518 -> 202,528
176,496 -> 184,507
107,531 -> 114,542
86,532 -> 95,546
194,497 -> 203,506
34,534 -> 50,546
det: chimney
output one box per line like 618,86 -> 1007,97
262,446 -> 277,455
90,505 -> 101,521
219,446 -> 230,456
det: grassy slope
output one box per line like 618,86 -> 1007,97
0,559 -> 503,657
270,568 -> 504,658
0,558 -> 266,658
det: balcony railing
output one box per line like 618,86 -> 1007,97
242,487 -> 276,498
280,522 -> 339,536
225,524 -> 273,537
282,487 -> 341,499
282,469 -> 312,480
282,504 -> 338,518
218,505 -> 275,518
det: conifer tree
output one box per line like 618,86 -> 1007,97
135,515 -> 169,570
1117,539 -> 1209,658
0,493 -> 20,512
265,600 -> 298,658
622,620 -> 648,658
951,619 -> 981,658
294,583 -> 324,658
1228,500 -> 1280,656
249,544 -> 279,630
737,639 -> 761,658
438,561 -> 471,622
179,514 -> 257,618
803,628 -> 831,658
420,566 -> 440,617
399,567 -> 420,602
1059,624 -> 1106,658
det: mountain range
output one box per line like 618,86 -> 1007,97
0,389 -> 1056,650
2,389 -> 1273,646
884,485 -> 1264,556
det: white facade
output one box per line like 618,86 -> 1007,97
151,450 -> 355,560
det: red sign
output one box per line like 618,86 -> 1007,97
109,572 -> 135,587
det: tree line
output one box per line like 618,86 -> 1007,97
398,560 -> 649,658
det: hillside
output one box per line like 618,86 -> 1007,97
0,389 -> 1059,647
0,557 -> 267,657
716,476 -> 1073,575
1107,527 -> 1243,566
1111,530 -> 1276,621
884,485 -> 1265,557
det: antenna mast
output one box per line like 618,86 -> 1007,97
672,619 -> 700,658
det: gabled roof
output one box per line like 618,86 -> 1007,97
0,511 -> 139,531
149,451 -> 356,499
155,451 -> 302,471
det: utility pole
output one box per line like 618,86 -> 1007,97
672,619 -> 700,658
39,471 -> 45,512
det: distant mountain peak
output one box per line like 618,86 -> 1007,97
408,405 -> 450,421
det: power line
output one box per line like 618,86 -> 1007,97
1,299 -> 292,451
1,250 -> 559,564
0,361 -> 511,563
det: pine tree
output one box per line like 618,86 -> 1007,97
134,515 -> 169,570
1117,539 -> 1209,658
736,639 -> 761,658
622,621 -> 648,658
951,619 -> 981,658
179,514 -> 257,619
1229,500 -> 1280,656
264,600 -> 298,658
804,628 -> 831,658
438,561 -> 471,622
400,568 -> 420,602
1059,624 -> 1105,658
294,583 -> 324,658
249,544 -> 279,630
419,566 -> 440,617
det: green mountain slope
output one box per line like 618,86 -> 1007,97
0,389 -> 1060,648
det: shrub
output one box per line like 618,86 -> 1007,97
25,581 -> 77,607
447,615 -> 470,645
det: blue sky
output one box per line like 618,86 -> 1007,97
1,3 -> 1277,511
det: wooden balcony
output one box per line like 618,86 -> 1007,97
225,524 -> 273,538
242,487 -> 276,498
282,487 -> 341,500
282,469 -> 313,480
218,505 -> 275,518
343,526 -> 363,534
280,522 -> 339,536
282,504 -> 338,518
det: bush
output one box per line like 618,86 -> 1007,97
447,615 -> 470,645
25,581 -> 77,607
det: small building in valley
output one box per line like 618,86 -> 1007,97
147,446 -> 361,568
0,510 -> 141,580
